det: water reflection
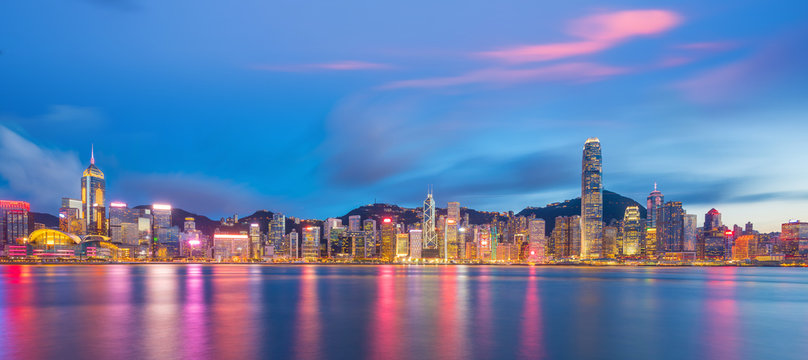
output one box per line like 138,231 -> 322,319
0,265 -> 806,360
294,266 -> 322,360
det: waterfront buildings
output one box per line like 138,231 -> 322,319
581,138 -> 603,259
781,221 -> 808,258
380,218 -> 396,262
528,218 -> 545,262
422,188 -> 438,258
302,227 -> 320,260
660,201 -> 684,253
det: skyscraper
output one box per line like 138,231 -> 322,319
422,187 -> 438,258
781,221 -> 808,258
646,183 -> 664,227
151,204 -> 173,257
621,206 -> 642,256
348,215 -> 361,232
660,201 -> 684,253
81,146 -> 106,235
409,229 -> 422,259
270,213 -> 286,255
380,218 -> 396,262
0,200 -> 29,248
581,138 -> 603,259
108,202 -> 141,245
302,226 -> 320,260
59,198 -> 84,235
445,201 -> 460,260
528,218 -> 545,262
683,214 -> 698,252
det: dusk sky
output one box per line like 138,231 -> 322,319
2,1 -> 808,231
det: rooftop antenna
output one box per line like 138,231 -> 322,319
654,182 -> 657,191
90,144 -> 95,165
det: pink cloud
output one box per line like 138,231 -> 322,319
478,9 -> 682,63
252,61 -> 393,72
659,56 -> 694,68
675,42 -> 736,51
381,62 -> 628,89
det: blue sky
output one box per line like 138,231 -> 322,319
1,0 -> 808,231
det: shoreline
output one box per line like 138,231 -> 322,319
0,261 -> 797,267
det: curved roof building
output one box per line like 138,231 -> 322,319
28,229 -> 82,247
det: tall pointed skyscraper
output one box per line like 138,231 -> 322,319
581,138 -> 603,259
422,186 -> 438,258
81,145 -> 106,235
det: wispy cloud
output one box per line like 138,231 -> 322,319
478,9 -> 682,64
0,126 -> 83,212
381,62 -> 627,89
675,41 -> 736,51
252,61 -> 393,72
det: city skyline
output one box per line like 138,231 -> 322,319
3,2 -> 808,232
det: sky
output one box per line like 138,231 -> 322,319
1,1 -> 808,232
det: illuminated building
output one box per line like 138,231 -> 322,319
380,218 -> 396,262
81,146 -> 106,235
329,226 -> 348,258
349,215 -> 361,232
212,232 -> 250,261
445,202 -> 460,260
477,225 -> 492,260
1,200 -> 30,250
179,217 -> 205,258
660,201 -> 684,253
351,231 -> 365,258
27,229 -> 81,258
684,214 -> 698,252
698,209 -> 725,260
59,198 -> 84,235
249,223 -> 263,259
528,219 -> 545,262
396,233 -> 409,258
781,221 -> 808,258
324,218 -> 342,258
645,228 -> 657,257
302,226 -> 320,261
108,202 -> 141,245
621,206 -> 642,256
409,229 -> 422,259
363,219 -> 377,257
289,230 -> 299,259
422,187 -> 438,258
602,226 -> 618,258
646,183 -> 664,229
581,137 -> 603,259
270,213 -> 286,255
704,208 -> 722,230
732,234 -> 757,261
151,204 -> 175,258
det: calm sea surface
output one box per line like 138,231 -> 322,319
1,265 -> 807,360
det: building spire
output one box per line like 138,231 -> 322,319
90,144 -> 95,165
654,182 -> 657,191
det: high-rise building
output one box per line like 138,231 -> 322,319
270,213 -> 286,255
329,226 -> 348,257
302,226 -> 320,261
699,209 -> 725,260
422,187 -> 438,258
704,209 -> 722,230
249,223 -> 262,259
151,204 -> 174,257
324,218 -> 342,258
602,226 -> 618,258
0,200 -> 29,248
660,201 -> 685,253
684,214 -> 698,252
363,219 -> 377,257
621,206 -> 642,256
108,202 -> 141,245
81,146 -> 106,235
581,137 -> 603,259
179,217 -> 205,258
477,224 -> 492,260
59,198 -> 84,235
289,230 -> 299,259
409,229 -> 422,259
380,218 -> 396,262
212,231 -> 249,261
781,221 -> 808,258
348,215 -> 361,232
527,219 -> 545,262
445,202 -> 460,260
646,183 -> 664,228
396,233 -> 409,258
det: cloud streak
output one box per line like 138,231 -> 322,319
478,9 -> 682,63
0,126 -> 83,212
252,61 -> 393,72
381,62 -> 628,89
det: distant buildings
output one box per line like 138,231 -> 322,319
621,206 -> 642,256
781,221 -> 808,258
1,200 -> 30,249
